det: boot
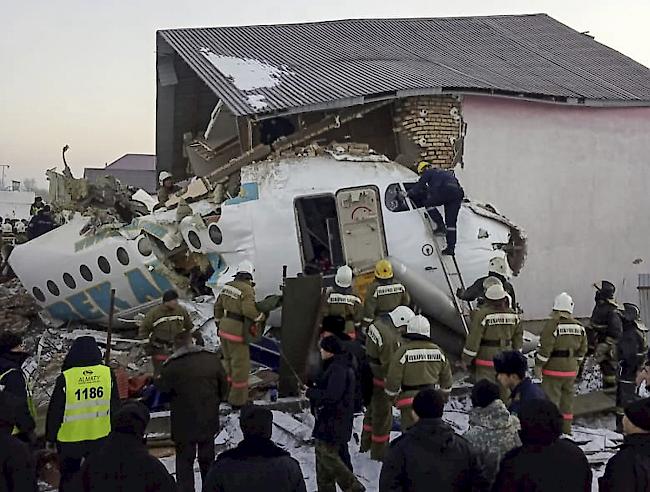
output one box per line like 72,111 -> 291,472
441,247 -> 455,256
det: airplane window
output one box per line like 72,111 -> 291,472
385,183 -> 410,212
208,224 -> 223,245
98,256 -> 111,274
116,247 -> 129,266
47,280 -> 60,296
32,287 -> 45,302
80,265 -> 93,282
188,230 -> 202,249
63,273 -> 76,289
137,237 -> 152,256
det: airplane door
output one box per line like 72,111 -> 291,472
335,186 -> 387,273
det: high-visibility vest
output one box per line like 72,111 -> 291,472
0,368 -> 36,436
57,365 -> 112,443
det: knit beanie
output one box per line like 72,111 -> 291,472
412,389 -> 444,419
113,401 -> 151,437
625,398 -> 650,432
471,379 -> 500,408
240,404 -> 273,439
319,335 -> 343,355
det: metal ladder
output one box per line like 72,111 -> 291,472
420,210 -> 472,335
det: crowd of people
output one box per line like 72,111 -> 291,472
1,250 -> 650,491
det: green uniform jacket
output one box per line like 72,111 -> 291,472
385,337 -> 453,400
214,279 -> 260,344
139,304 -> 193,344
366,315 -> 402,381
322,287 -> 363,334
462,305 -> 523,365
535,312 -> 588,374
363,280 -> 411,325
157,184 -> 181,206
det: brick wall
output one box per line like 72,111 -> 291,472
393,95 -> 463,169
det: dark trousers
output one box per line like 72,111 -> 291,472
339,442 -> 353,471
59,456 -> 83,492
425,187 -> 464,249
57,439 -> 105,492
176,439 -> 215,492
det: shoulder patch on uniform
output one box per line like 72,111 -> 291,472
374,284 -> 406,298
367,325 -> 383,346
400,348 -> 445,364
221,285 -> 243,299
482,313 -> 520,327
328,293 -> 361,305
152,315 -> 185,327
553,324 -> 585,337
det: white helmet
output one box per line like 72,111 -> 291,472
553,292 -> 574,314
489,256 -> 509,277
335,265 -> 353,288
485,284 -> 508,301
406,315 -> 430,337
159,171 -> 173,185
388,306 -> 415,328
482,276 -> 502,290
236,260 -> 255,276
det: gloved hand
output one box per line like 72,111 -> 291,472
533,365 -> 543,380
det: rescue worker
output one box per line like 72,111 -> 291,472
29,196 -> 44,216
404,161 -> 465,255
157,331 -> 228,492
156,171 -> 181,208
139,289 -> 195,376
385,315 -> 453,431
361,306 -> 415,460
590,280 -> 623,392
45,336 -> 120,492
362,259 -> 411,329
323,265 -> 363,339
26,205 -> 55,240
615,303 -> 649,432
462,283 -> 522,399
534,292 -> 588,434
0,331 -> 36,443
214,260 -> 262,408
458,256 -> 517,310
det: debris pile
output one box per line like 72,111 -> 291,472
0,278 -> 40,332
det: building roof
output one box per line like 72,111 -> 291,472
104,154 -> 156,171
158,14 -> 650,117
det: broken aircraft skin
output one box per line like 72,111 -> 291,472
9,150 -> 526,350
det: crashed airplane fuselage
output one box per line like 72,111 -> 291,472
9,153 -> 526,336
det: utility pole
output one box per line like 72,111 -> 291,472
0,165 -> 9,190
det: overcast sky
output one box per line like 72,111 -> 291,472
1,0 -> 648,186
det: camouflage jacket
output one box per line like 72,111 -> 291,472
462,304 -> 523,366
535,311 -> 588,373
464,399 -> 521,485
363,279 -> 410,325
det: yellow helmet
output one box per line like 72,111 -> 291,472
417,161 -> 430,175
375,259 -> 393,279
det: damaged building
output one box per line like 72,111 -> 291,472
155,14 -> 650,321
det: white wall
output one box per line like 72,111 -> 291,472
457,95 -> 650,319
0,190 -> 35,220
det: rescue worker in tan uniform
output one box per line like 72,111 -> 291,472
323,265 -> 363,339
361,306 -> 415,460
385,315 -> 453,431
534,293 -> 588,434
139,290 -> 195,375
362,260 -> 411,329
589,280 -> 623,392
155,171 -> 181,209
462,283 -> 522,400
214,260 -> 262,408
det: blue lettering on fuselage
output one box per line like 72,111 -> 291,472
68,292 -> 103,320
47,301 -> 80,321
124,268 -> 163,304
88,282 -> 130,313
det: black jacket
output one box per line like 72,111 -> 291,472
508,378 -> 547,416
46,337 -> 120,457
492,438 -> 591,492
27,212 -> 55,240
380,418 -> 489,492
0,351 -> 35,438
203,436 -> 306,492
590,301 -> 622,340
599,433 -> 650,492
78,431 -> 177,492
337,333 -> 373,411
156,346 -> 228,443
618,322 -> 647,381
460,274 -> 516,310
0,430 -> 38,492
306,354 -> 356,445
408,168 -> 463,201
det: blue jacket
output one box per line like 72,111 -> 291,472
509,377 -> 547,415
407,168 -> 462,199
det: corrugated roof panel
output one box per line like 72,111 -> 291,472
158,14 -> 650,116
